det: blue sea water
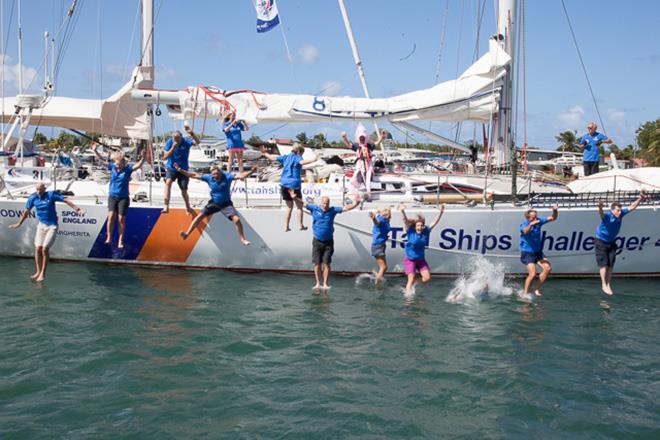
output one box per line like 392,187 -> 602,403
0,256 -> 659,439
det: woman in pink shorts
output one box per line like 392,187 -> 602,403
399,202 -> 445,293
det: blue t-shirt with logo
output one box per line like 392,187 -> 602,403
223,121 -> 245,149
307,204 -> 343,241
201,172 -> 235,206
277,153 -> 303,189
164,137 -> 193,171
405,226 -> 430,260
107,163 -> 134,199
519,216 -> 549,253
580,132 -> 608,162
372,215 -> 391,245
25,191 -> 65,226
596,208 -> 628,243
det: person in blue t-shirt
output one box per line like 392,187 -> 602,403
579,121 -> 612,177
399,202 -> 445,295
93,144 -> 145,249
519,205 -> 559,297
305,195 -> 360,290
262,143 -> 319,231
223,112 -> 249,174
369,207 -> 392,285
8,182 -> 84,282
162,125 -> 199,214
595,192 -> 647,295
174,164 -> 255,245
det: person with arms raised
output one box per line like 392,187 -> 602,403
162,125 -> 199,214
519,206 -> 559,298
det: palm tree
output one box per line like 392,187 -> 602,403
295,132 -> 309,145
555,130 -> 578,152
311,133 -> 330,148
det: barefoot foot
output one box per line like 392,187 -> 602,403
241,239 -> 251,246
299,225 -> 308,231
161,207 -> 169,214
30,273 -> 39,280
534,289 -> 543,297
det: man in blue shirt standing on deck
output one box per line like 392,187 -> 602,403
8,182 -> 84,282
595,192 -> 647,295
579,121 -> 612,177
305,195 -> 360,291
519,205 -> 559,297
162,125 -> 199,214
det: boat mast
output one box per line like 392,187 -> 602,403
141,0 -> 154,172
337,0 -> 383,157
495,0 -> 517,196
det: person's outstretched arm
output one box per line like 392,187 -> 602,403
92,143 -> 108,166
184,125 -> 200,145
300,154 -> 320,166
399,202 -> 409,224
261,149 -> 279,161
235,168 -> 257,181
133,153 -> 146,170
597,201 -> 606,219
340,131 -> 352,149
63,199 -> 85,215
173,163 -> 202,180
369,211 -> 380,225
374,129 -> 385,146
429,204 -> 446,230
8,209 -> 31,229
341,199 -> 360,213
627,191 -> 647,213
546,205 -> 559,222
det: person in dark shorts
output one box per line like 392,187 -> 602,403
93,144 -> 144,249
595,192 -> 647,295
369,207 -> 392,285
174,164 -> 255,245
305,195 -> 360,290
262,143 -> 319,231
519,205 -> 559,297
579,122 -> 612,177
162,125 -> 199,214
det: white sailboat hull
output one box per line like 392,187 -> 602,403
1,199 -> 658,276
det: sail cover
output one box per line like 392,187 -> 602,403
136,40 -> 511,126
0,66 -> 153,140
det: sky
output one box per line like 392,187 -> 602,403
1,0 -> 659,149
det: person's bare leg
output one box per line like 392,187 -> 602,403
294,198 -> 306,230
375,256 -> 387,282
106,211 -> 116,244
36,247 -> 49,282
523,263 -> 536,295
313,264 -> 321,289
181,190 -> 194,215
162,180 -> 173,213
233,216 -> 250,245
599,266 -> 613,295
535,260 -> 552,296
322,263 -> 331,289
420,269 -> 431,284
180,213 -> 206,240
237,151 -> 244,173
405,273 -> 416,294
117,214 -> 126,248
31,245 -> 42,279
365,165 -> 373,200
284,200 -> 293,231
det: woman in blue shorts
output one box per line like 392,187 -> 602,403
93,144 -> 144,249
369,207 -> 391,284
223,112 -> 249,173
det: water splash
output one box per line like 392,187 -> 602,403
355,272 -> 387,289
446,256 -> 514,304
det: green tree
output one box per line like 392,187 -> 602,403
295,132 -> 309,145
56,132 -> 80,148
555,130 -> 579,152
636,118 -> 660,166
311,133 -> 330,148
32,132 -> 49,145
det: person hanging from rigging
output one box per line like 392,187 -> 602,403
341,125 -> 385,201
261,143 -> 319,232
93,143 -> 145,249
173,163 -> 255,246
223,112 -> 249,174
519,205 -> 559,298
162,125 -> 199,214
579,122 -> 612,177
7,182 -> 84,282
369,207 -> 392,287
595,192 -> 647,295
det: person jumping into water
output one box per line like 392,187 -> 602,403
93,144 -> 145,249
341,125 -> 385,201
519,205 -> 559,297
162,125 -> 199,214
305,195 -> 360,290
8,182 -> 84,282
399,202 -> 445,295
261,143 -> 320,231
369,208 -> 392,286
173,163 -> 255,245
595,192 -> 647,295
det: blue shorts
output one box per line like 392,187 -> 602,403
520,251 -> 545,265
165,169 -> 190,190
371,243 -> 386,258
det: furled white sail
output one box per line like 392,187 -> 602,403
0,66 -> 153,139
133,41 -> 510,126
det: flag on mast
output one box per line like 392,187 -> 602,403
254,0 -> 280,33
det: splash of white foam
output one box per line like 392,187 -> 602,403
446,256 -> 514,304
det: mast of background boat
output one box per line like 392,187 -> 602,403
337,0 -> 384,160
141,0 -> 155,202
494,0 -> 517,197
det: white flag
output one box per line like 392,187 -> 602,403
254,0 -> 280,33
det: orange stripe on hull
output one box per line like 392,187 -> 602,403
137,209 -> 208,262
